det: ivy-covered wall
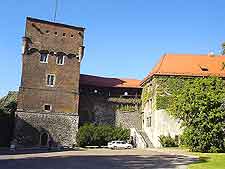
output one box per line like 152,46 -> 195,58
141,85 -> 153,107
141,76 -> 187,147
141,76 -> 192,110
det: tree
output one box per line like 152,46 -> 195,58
168,77 -> 225,152
222,42 -> 225,55
0,101 -> 17,146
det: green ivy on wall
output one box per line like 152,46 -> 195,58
141,85 -> 152,106
141,76 -> 193,110
155,76 -> 188,110
113,104 -> 137,112
107,97 -> 141,104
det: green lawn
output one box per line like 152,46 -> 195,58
188,153 -> 225,169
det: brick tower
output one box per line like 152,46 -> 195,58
14,17 -> 85,147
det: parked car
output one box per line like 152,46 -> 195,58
107,140 -> 133,149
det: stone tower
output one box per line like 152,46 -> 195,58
14,17 -> 85,147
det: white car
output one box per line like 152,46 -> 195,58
107,141 -> 133,149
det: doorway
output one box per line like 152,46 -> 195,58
40,133 -> 48,146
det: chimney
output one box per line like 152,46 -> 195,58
208,52 -> 215,57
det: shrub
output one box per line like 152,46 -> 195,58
158,135 -> 178,147
76,123 -> 130,147
76,123 -> 95,147
112,127 -> 130,141
93,124 -> 114,147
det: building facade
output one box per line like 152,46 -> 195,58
15,18 -> 224,149
14,17 -> 85,147
140,53 -> 225,147
14,17 -> 142,147
79,74 -> 142,129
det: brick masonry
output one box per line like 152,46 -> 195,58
14,17 -> 84,147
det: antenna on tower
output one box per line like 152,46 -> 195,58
53,0 -> 58,22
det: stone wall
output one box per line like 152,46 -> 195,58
78,94 -> 141,129
14,111 -> 79,147
115,111 -> 141,129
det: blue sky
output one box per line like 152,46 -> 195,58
0,0 -> 225,97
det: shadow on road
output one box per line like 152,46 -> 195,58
0,153 -> 198,169
0,148 -> 85,155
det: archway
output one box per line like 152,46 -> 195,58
40,133 -> 48,146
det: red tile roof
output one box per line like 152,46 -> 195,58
141,53 -> 225,85
80,74 -> 141,88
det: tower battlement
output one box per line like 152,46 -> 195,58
24,17 -> 85,61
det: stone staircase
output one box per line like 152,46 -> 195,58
138,130 -> 153,148
130,128 -> 153,148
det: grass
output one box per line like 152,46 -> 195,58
188,153 -> 225,169
154,147 -> 225,169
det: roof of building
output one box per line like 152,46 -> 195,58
141,53 -> 225,85
80,74 -> 141,88
27,17 -> 85,31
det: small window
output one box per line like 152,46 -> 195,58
175,135 -> 179,142
124,92 -> 128,96
47,74 -> 55,87
44,104 -> 51,111
71,34 -> 74,38
63,33 -> 66,37
146,116 -> 152,127
54,32 -> 58,35
46,30 -> 49,33
56,55 -> 65,65
40,53 -> 48,63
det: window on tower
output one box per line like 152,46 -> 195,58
56,55 -> 65,65
47,74 -> 55,87
44,104 -> 52,111
40,53 -> 48,63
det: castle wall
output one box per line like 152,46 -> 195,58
78,93 -> 141,130
15,111 -> 79,147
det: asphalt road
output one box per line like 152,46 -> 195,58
0,148 -> 198,169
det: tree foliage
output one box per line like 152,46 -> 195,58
76,123 -> 130,147
222,42 -> 225,55
0,101 -> 17,147
168,77 -> 225,152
